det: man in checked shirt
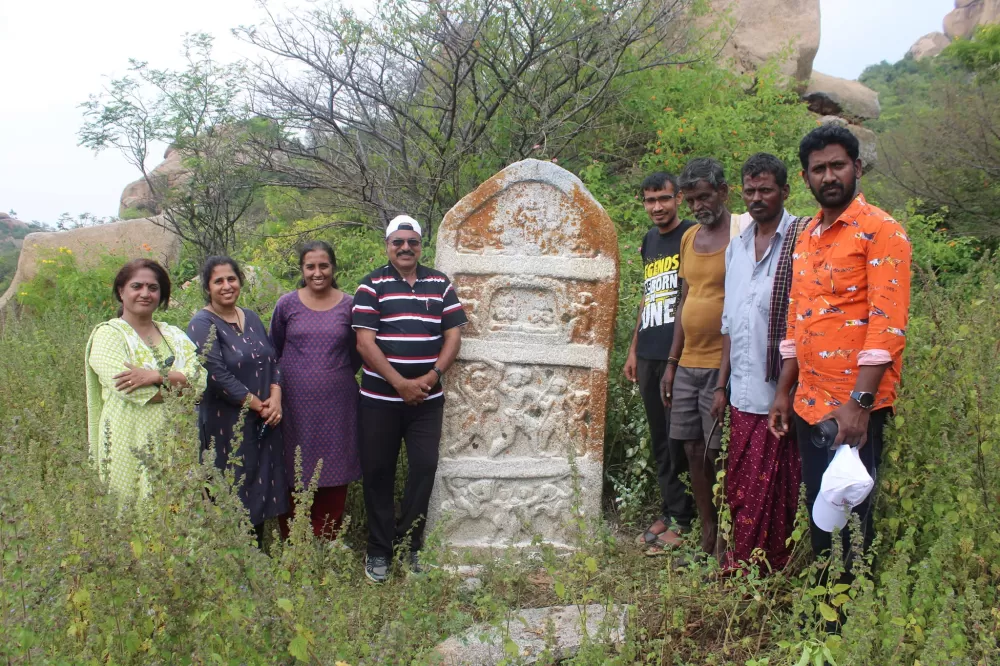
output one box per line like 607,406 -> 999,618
769,125 -> 911,572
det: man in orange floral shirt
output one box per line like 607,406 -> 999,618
769,125 -> 911,567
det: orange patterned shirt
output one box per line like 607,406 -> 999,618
782,194 -> 911,425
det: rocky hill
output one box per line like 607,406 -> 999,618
908,0 -> 1000,60
0,213 -> 41,294
0,212 -> 34,250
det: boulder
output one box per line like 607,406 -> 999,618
701,0 -> 821,82
0,216 -> 182,311
908,31 -> 952,60
430,605 -> 627,665
0,212 -> 30,249
804,72 -> 881,123
119,147 -> 189,217
944,0 -> 1000,40
815,115 -> 878,171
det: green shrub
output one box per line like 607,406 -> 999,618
2,225 -> 997,665
118,207 -> 150,221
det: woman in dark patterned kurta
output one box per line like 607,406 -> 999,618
271,241 -> 362,539
187,257 -> 289,544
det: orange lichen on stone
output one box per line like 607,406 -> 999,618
429,159 -> 619,550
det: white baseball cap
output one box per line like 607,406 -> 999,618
385,215 -> 422,239
812,445 -> 874,532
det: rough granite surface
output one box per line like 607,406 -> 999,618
429,159 -> 619,550
429,604 -> 628,665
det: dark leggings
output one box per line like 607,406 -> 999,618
279,485 -> 350,540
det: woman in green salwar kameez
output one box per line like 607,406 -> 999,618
85,259 -> 204,503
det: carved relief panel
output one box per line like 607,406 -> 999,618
431,158 -> 618,550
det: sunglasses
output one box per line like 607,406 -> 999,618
390,238 -> 422,248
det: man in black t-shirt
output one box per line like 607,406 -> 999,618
623,172 -> 696,555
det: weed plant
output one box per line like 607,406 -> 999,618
0,215 -> 997,664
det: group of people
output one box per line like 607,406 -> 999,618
626,124 -> 911,576
85,216 -> 466,583
83,122 -> 910,585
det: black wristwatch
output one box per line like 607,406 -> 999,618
431,366 -> 444,382
850,390 -> 875,409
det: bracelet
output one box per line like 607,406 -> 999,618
713,386 -> 726,393
666,357 -> 680,366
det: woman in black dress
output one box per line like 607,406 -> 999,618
187,257 -> 289,544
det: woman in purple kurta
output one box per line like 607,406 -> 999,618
270,241 -> 362,538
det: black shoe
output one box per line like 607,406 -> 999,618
364,554 -> 390,583
395,550 -> 425,574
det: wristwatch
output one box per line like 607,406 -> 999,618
850,390 -> 875,409
431,366 -> 444,382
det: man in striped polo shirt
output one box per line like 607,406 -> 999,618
353,215 -> 467,583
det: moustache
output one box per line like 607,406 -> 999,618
396,251 -> 415,257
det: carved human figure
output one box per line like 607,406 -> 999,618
439,477 -> 497,521
488,368 -> 541,457
456,285 -> 481,336
528,481 -> 573,519
568,291 -> 597,343
445,361 -> 501,456
566,388 -> 592,449
536,377 -> 570,454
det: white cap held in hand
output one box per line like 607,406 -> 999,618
812,445 -> 875,532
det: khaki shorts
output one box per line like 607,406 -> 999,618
669,366 -> 723,450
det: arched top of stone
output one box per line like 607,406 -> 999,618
437,159 -> 618,280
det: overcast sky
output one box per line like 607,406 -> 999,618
0,0 -> 955,225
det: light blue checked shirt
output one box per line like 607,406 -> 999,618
720,209 -> 793,415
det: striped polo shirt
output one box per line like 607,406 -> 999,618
351,263 -> 467,405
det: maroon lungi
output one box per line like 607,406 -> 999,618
726,406 -> 802,571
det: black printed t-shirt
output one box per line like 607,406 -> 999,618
636,220 -> 694,360
351,263 -> 468,406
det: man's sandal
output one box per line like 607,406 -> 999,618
635,518 -> 670,547
644,526 -> 689,557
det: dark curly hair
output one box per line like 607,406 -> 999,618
639,171 -> 680,196
199,256 -> 245,304
798,124 -> 860,171
297,241 -> 338,289
112,259 -> 171,317
741,152 -> 788,187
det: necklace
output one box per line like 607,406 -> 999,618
208,305 -> 244,333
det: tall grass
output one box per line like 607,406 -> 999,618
0,243 -> 997,664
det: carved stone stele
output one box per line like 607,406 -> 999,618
428,159 -> 618,549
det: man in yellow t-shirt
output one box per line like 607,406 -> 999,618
661,157 -> 731,557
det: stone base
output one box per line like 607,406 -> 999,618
430,604 -> 628,665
